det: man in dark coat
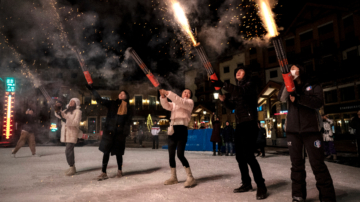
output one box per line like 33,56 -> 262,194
86,84 -> 132,180
211,65 -> 267,200
278,64 -> 336,202
222,121 -> 234,156
256,121 -> 266,157
350,110 -> 360,159
12,108 -> 39,157
210,113 -> 222,156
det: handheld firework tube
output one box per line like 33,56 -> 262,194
194,43 -> 221,90
272,37 -> 295,93
128,48 -> 160,88
75,50 -> 93,85
38,86 -> 54,105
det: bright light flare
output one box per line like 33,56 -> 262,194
171,1 -> 197,46
258,0 -> 278,37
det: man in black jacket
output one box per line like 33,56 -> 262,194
350,110 -> 360,159
12,108 -> 39,157
212,65 -> 267,200
278,64 -> 336,202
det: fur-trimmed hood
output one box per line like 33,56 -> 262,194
66,98 -> 81,109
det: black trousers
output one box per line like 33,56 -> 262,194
65,143 -> 75,166
235,121 -> 265,187
168,125 -> 190,168
212,141 -> 222,152
287,132 -> 336,201
257,142 -> 265,157
153,136 -> 159,149
102,153 -> 123,173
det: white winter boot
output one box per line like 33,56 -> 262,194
164,167 -> 178,185
184,167 -> 196,188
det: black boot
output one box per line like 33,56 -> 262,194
292,196 -> 305,202
213,151 -> 216,156
225,152 -> 229,156
256,186 -> 267,200
233,183 -> 253,193
218,151 -> 222,156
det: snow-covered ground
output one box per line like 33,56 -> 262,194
0,146 -> 359,202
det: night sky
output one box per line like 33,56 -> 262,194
0,0 -> 321,89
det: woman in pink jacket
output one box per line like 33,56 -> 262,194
159,88 -> 196,188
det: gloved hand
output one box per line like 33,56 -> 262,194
57,111 -> 66,123
210,79 -> 224,88
85,84 -> 93,90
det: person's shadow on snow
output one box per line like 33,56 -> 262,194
180,174 -> 234,188
76,165 -> 118,175
118,167 -> 162,177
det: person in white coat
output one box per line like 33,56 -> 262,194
322,114 -> 337,160
55,98 -> 83,176
151,121 -> 160,149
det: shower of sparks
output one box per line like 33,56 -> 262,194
170,0 -> 197,46
257,0 -> 278,37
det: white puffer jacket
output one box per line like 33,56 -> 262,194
55,98 -> 83,143
160,91 -> 194,126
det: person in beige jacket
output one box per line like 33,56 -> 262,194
159,88 -> 196,188
55,98 -> 83,176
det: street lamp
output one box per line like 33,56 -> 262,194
203,110 -> 206,115
213,91 -> 219,100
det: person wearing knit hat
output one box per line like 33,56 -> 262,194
86,84 -> 133,181
55,98 -> 83,176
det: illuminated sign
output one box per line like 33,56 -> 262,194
50,123 -> 58,132
5,78 -> 15,92
274,110 -> 288,115
3,92 -> 15,140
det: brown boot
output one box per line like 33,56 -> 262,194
116,170 -> 123,178
66,166 -> 76,176
164,168 -> 178,185
97,172 -> 109,181
184,167 -> 196,188
64,167 -> 71,174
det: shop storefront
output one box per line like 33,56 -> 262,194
324,101 -> 360,136
257,81 -> 288,146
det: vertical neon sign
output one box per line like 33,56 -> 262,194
3,78 -> 15,140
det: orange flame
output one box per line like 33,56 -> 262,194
257,0 -> 278,37
170,0 -> 197,46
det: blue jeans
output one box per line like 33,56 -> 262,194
225,142 -> 233,153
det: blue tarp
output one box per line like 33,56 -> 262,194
162,129 -> 222,151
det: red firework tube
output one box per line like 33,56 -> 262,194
272,38 -> 295,93
74,49 -> 93,85
282,72 -> 295,93
38,86 -> 54,105
129,48 -> 160,88
194,43 -> 214,75
194,43 -> 222,90
146,73 -> 160,88
210,73 -> 221,90
83,71 -> 93,85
